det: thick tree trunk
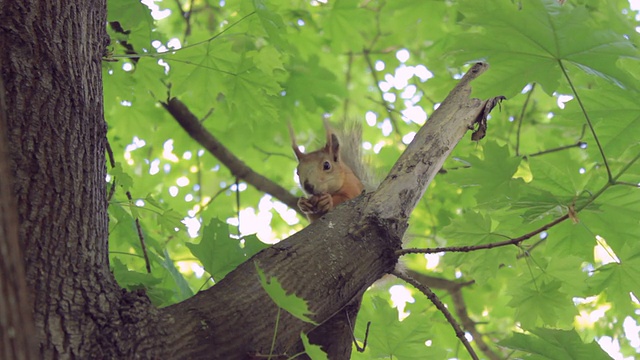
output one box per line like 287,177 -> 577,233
0,0 -> 163,358
1,0 -> 496,358
161,199 -> 401,359
0,70 -> 37,360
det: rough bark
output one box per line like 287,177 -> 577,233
161,197 -> 402,359
1,0 -> 165,358
154,64 -> 496,359
366,63 -> 490,222
0,66 -> 37,360
1,0 -> 499,358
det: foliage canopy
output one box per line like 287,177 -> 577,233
104,0 -> 640,358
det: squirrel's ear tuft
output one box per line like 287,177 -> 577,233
330,133 -> 340,162
287,122 -> 305,161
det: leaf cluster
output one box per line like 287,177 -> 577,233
104,0 -> 640,358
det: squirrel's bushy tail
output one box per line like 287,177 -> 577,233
333,120 -> 379,192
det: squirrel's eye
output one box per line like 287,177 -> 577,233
323,161 -> 331,171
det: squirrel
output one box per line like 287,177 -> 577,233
288,120 -> 406,282
288,119 -> 371,222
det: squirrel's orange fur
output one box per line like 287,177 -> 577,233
289,120 -> 364,222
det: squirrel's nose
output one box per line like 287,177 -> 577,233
303,181 -> 314,195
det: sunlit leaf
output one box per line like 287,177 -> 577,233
186,218 -> 245,282
499,327 -> 611,360
300,332 -> 328,360
255,263 -> 316,325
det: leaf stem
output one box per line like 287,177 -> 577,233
558,60 -> 613,182
109,11 -> 256,59
526,141 -> 585,158
515,83 -> 535,156
268,307 -> 281,360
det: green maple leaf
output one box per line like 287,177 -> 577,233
167,40 -> 238,102
186,218 -> 245,282
253,0 -> 288,50
448,0 -> 640,98
587,243 -> 640,315
447,141 -> 524,209
353,296 -> 441,359
255,263 -> 316,325
541,255 -> 589,295
543,220 -> 595,261
325,0 -> 369,52
300,333 -> 328,360
528,152 -> 591,196
499,327 -> 611,360
242,234 -> 269,259
507,279 -> 575,328
558,81 -> 640,160
441,211 -> 519,281
224,56 -> 281,123
581,186 -> 640,252
285,55 -> 346,112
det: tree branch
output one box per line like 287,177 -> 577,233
160,97 -> 304,216
406,271 -> 502,360
397,214 -> 569,256
365,62 -> 497,221
393,270 -> 479,360
158,63 -> 503,359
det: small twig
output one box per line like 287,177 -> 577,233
107,181 -> 117,204
514,83 -> 535,156
194,184 -> 233,217
434,151 -> 640,258
200,107 -> 214,123
128,192 -> 152,273
111,11 -> 257,60
526,141 -> 586,158
364,96 -> 405,118
413,82 -> 438,107
614,181 -> 640,187
346,311 -> 370,352
405,271 -> 501,359
253,145 -> 295,161
392,270 -> 479,360
198,275 -> 214,292
396,214 -> 569,256
437,165 -> 471,174
105,139 -> 117,203
235,177 -> 241,238
109,251 -> 145,258
105,141 -> 152,273
558,60 -> 613,182
343,52 -> 354,116
174,0 -> 194,41
449,288 -> 500,360
362,50 -> 402,137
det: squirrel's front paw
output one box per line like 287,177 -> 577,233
298,197 -> 316,214
314,193 -> 333,214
